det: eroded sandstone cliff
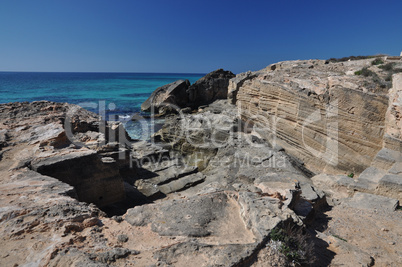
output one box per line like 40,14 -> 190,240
230,58 -> 402,175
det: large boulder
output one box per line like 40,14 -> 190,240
187,69 -> 235,107
141,70 -> 235,113
140,79 -> 190,113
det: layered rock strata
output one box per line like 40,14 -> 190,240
230,58 -> 402,175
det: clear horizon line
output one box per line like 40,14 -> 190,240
0,70 -> 208,75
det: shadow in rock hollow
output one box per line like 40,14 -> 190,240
307,205 -> 336,266
100,182 -> 154,217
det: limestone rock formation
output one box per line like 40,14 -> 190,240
384,73 -> 402,149
124,190 -> 302,266
0,100 -> 320,266
0,101 -> 129,207
1,58 -> 402,266
140,79 -> 190,113
187,68 -> 235,107
152,100 -> 237,170
228,70 -> 259,104
230,58 -> 402,175
141,69 -> 235,114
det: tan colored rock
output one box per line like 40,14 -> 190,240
232,59 -> 400,174
0,101 -> 127,207
83,217 -> 101,228
383,73 -> 402,151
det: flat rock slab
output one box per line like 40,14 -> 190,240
357,166 -> 387,184
135,172 -> 204,198
389,162 -> 402,175
379,174 -> 402,189
148,166 -> 198,185
31,149 -> 97,171
377,174 -> 402,201
373,148 -> 402,170
345,192 -> 399,212
123,190 -> 301,266
125,192 -> 250,238
131,141 -> 169,162
158,173 -> 205,195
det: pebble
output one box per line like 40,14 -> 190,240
83,217 -> 100,228
117,234 -> 129,243
112,216 -> 123,223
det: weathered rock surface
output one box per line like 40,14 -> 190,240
377,174 -> 402,201
141,69 -> 235,114
228,70 -> 259,104
344,192 -> 399,211
125,190 -> 302,266
2,58 -> 402,266
31,149 -> 125,207
231,58 -> 402,175
187,68 -> 235,107
312,199 -> 402,266
140,79 -> 190,113
0,101 -> 130,207
152,100 -> 238,170
0,100 -> 317,266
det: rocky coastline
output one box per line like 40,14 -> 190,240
0,56 -> 401,266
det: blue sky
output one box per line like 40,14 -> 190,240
1,0 -> 401,73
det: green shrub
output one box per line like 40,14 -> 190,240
327,55 -> 386,63
269,223 -> 315,265
378,63 -> 402,85
354,67 -> 377,77
348,173 -> 354,178
379,62 -> 396,71
371,58 -> 384,65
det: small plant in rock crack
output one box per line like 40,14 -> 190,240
332,234 -> 348,242
269,223 -> 315,266
347,173 -> 354,178
354,67 -> 377,77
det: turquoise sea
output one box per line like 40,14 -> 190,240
0,72 -> 204,139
